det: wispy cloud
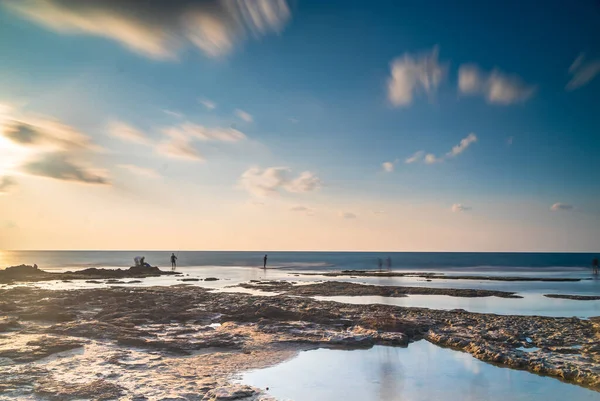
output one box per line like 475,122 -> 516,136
387,46 -> 447,107
290,205 -> 314,215
108,121 -> 152,146
0,176 -> 17,193
200,99 -> 217,110
117,164 -> 160,178
163,110 -> 183,119
3,0 -> 292,59
566,53 -> 600,91
235,109 -> 253,123
155,136 -> 204,162
405,151 -> 424,164
550,203 -> 574,211
411,133 -> 478,165
339,211 -> 357,219
22,152 -> 109,184
240,167 -> 321,197
164,123 -> 246,142
382,161 -> 394,172
507,136 -> 514,146
458,64 -> 536,104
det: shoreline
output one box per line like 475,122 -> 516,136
1,284 -> 599,399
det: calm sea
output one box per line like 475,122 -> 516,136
1,251 -> 598,271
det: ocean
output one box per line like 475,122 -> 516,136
1,250 -> 598,271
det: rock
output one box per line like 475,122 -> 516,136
180,278 -> 201,282
205,277 -> 220,282
202,384 -> 259,400
0,336 -> 84,362
0,317 -> 19,332
34,378 -> 124,400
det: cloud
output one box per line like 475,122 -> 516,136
200,99 -> 216,110
382,161 -> 395,172
448,133 -> 477,157
339,212 -> 357,219
109,121 -> 151,145
550,203 -> 574,211
3,0 -> 292,60
507,136 -> 514,146
165,122 -> 246,142
451,204 -> 471,212
22,152 -> 108,184
1,118 -> 101,152
235,109 -> 253,123
387,46 -> 447,107
155,137 -> 204,161
290,205 -> 314,215
117,164 -> 160,178
163,110 -> 183,118
458,64 -> 536,104
0,176 -> 17,193
412,133 -> 478,165
405,151 -> 424,164
566,53 -> 600,91
240,167 -> 321,197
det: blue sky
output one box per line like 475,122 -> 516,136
0,0 -> 599,251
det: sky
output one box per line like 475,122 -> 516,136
0,0 -> 599,252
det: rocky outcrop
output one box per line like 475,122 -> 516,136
544,294 -> 600,301
0,285 -> 598,399
237,280 -> 523,298
0,264 -> 179,284
303,270 -> 585,282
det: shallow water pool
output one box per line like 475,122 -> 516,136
240,341 -> 598,401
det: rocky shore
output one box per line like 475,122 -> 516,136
300,270 -> 586,282
236,280 -> 523,298
0,264 -> 179,284
1,284 -> 599,400
544,294 -> 600,301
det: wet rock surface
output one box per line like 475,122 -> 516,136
237,280 -> 523,298
0,285 -> 598,399
301,270 -> 586,282
0,264 -> 178,284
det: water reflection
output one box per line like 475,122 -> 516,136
240,341 -> 597,401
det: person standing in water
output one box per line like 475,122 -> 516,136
386,257 -> 392,271
170,253 -> 177,270
263,254 -> 268,269
593,258 -> 599,275
377,258 -> 383,271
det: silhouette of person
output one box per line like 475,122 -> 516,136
593,258 -> 599,275
171,253 -> 178,270
263,254 -> 268,269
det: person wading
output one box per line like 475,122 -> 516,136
171,253 -> 178,270
263,254 -> 268,269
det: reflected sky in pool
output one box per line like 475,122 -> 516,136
240,341 -> 598,401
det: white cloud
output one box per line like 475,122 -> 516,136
289,118 -> 299,124
165,123 -> 246,142
451,204 -> 471,212
290,205 -> 314,215
458,64 -> 535,104
339,212 -> 357,219
163,110 -> 183,118
4,0 -> 292,60
387,46 -> 447,107
405,151 -> 424,164
235,109 -> 253,123
448,133 -> 477,157
566,53 -> 600,91
200,99 -> 216,110
507,136 -> 514,146
0,176 -> 17,193
240,167 -> 321,197
109,121 -> 151,145
550,203 -> 574,211
117,164 -> 160,178
413,133 -> 478,165
382,162 -> 394,172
